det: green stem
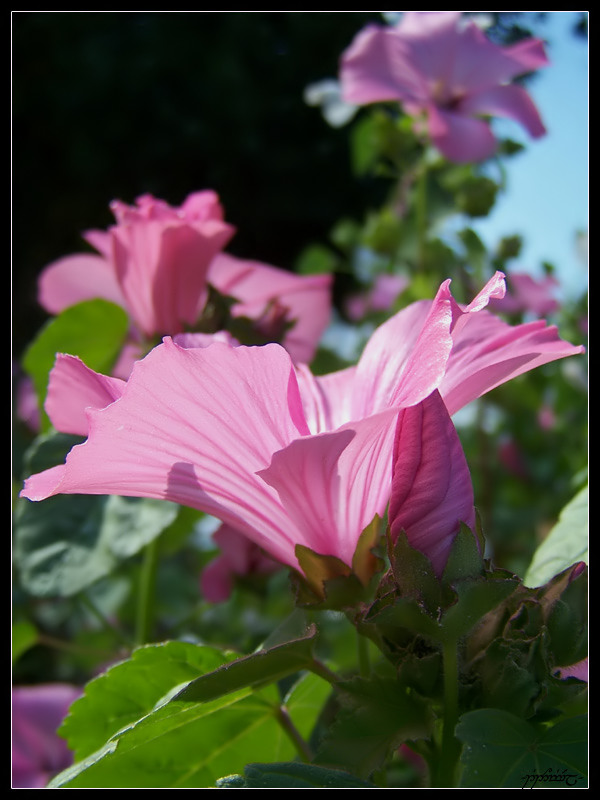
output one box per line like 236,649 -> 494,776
135,538 -> 160,645
431,636 -> 461,787
357,630 -> 371,678
79,592 -> 132,647
307,657 -> 340,687
276,705 -> 313,763
416,163 -> 428,271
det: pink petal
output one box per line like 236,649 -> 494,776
45,354 -> 126,436
111,218 -> 233,336
258,409 -> 398,566
295,363 -> 357,434
340,23 -> 429,106
350,273 -> 505,418
446,20 -> 547,95
427,104 -> 498,163
200,523 -> 280,602
389,389 -> 475,575
199,554 -> 234,603
208,253 -> 332,363
22,339 -> 310,570
459,83 -> 547,138
439,313 -> 585,416
503,37 -> 550,74
12,684 -> 80,789
179,190 -> 228,223
38,253 -> 126,315
554,657 -> 588,683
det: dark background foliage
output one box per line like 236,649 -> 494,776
12,11 -> 388,358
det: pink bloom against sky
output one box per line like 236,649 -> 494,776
340,11 -> 549,163
488,270 -> 560,317
21,273 -> 583,577
37,191 -> 332,366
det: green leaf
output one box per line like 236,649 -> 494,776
524,485 -> 588,587
440,571 -> 519,641
12,620 -> 38,663
441,523 -> 485,587
14,492 -> 179,597
173,623 -> 318,703
60,641 -> 232,760
216,762 -> 376,788
50,685 -> 298,788
456,709 -> 587,788
22,299 -> 129,431
283,671 -> 333,743
314,676 -> 434,778
295,243 -> 340,275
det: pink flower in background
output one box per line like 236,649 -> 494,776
200,524 -> 279,603
389,389 -> 476,576
38,191 -> 234,339
37,192 -> 332,366
208,253 -> 332,365
21,272 -> 583,576
488,271 -> 560,317
340,12 -> 548,162
12,683 -> 80,788
346,273 -> 409,321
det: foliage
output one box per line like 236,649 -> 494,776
12,11 -> 587,790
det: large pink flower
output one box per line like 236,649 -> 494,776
340,12 -> 549,162
37,192 -> 332,365
21,273 -> 583,576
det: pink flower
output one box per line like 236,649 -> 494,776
207,253 -> 332,365
488,271 -> 560,317
346,273 -> 409,321
37,192 -> 332,365
12,683 -> 80,788
340,12 -> 548,162
389,389 -> 475,576
200,523 -> 279,603
39,191 -> 234,339
21,273 -> 583,576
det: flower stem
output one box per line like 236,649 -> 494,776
431,636 -> 461,787
135,538 -> 160,645
357,630 -> 371,677
79,592 -> 132,647
276,705 -> 313,763
416,163 -> 428,270
308,657 -> 340,687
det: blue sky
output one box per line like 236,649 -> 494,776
472,11 -> 588,300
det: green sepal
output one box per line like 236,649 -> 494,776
291,517 -> 385,610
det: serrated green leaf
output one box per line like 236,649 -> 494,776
314,676 -> 434,778
22,299 -> 129,431
456,709 -> 588,788
60,641 -> 232,760
441,574 -> 519,641
14,493 -> 179,597
12,620 -> 38,663
524,485 -> 588,588
173,623 -> 318,703
216,761 -> 376,788
51,684 -> 298,788
283,671 -> 333,742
